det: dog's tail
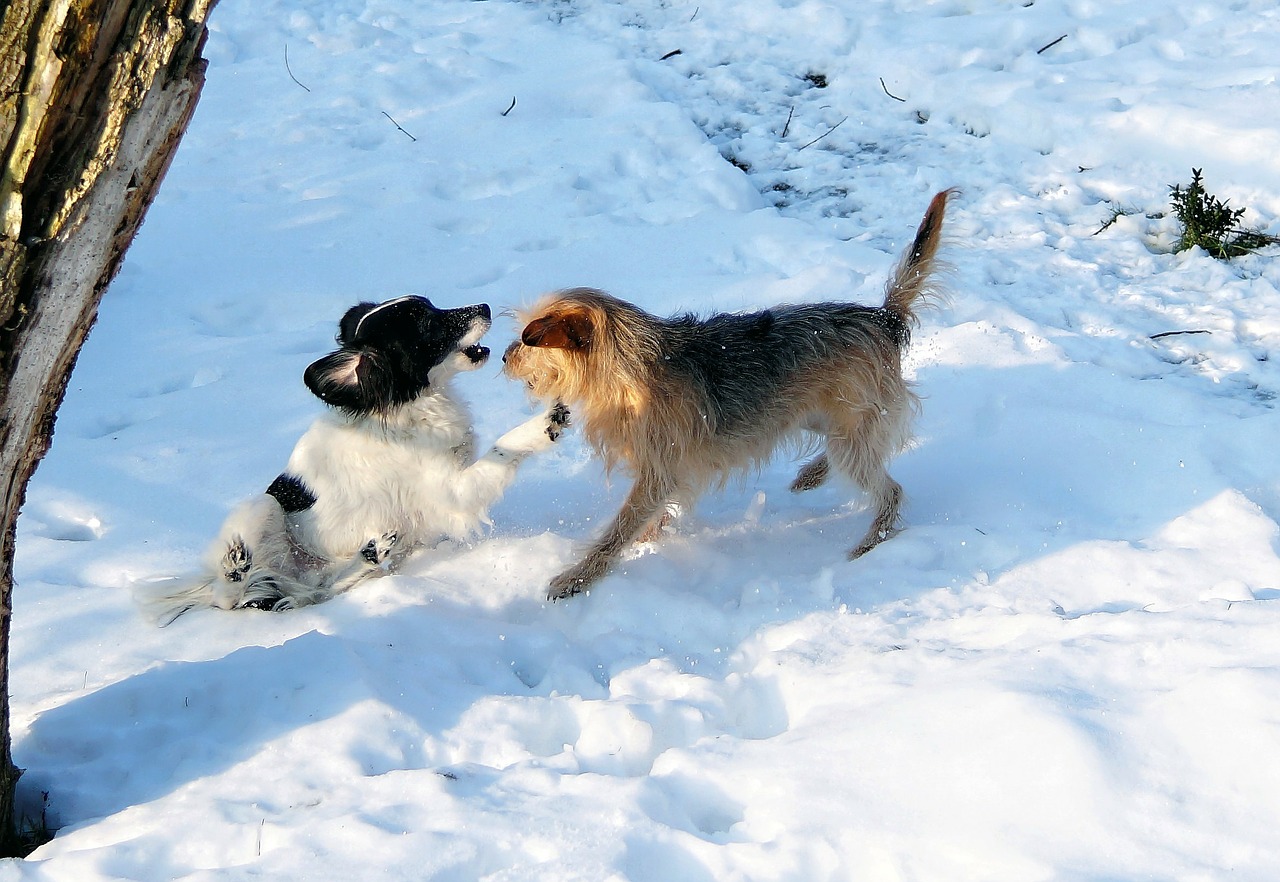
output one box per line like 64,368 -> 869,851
134,569 -> 332,626
882,188 -> 954,336
133,574 -> 220,627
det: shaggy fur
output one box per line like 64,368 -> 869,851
145,295 -> 567,624
503,190 -> 952,599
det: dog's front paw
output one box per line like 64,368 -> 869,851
222,535 -> 252,583
547,558 -> 602,601
546,402 -> 571,442
547,571 -> 587,601
361,531 -> 399,565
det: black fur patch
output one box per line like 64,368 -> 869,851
304,296 -> 492,415
869,306 -> 911,348
266,473 -> 317,513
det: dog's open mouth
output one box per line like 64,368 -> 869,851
462,344 -> 490,364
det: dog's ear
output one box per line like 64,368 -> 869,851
304,349 -> 396,413
521,308 -> 595,351
336,302 -> 380,346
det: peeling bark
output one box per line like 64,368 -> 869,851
0,0 -> 218,851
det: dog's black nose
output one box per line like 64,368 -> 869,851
479,303 -> 492,321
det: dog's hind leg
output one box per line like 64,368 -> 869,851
826,413 -> 907,559
247,531 -> 400,611
211,534 -> 291,611
789,454 -> 830,493
847,474 -> 903,559
315,531 -> 399,599
209,497 -> 335,611
548,470 -> 674,600
220,535 -> 253,584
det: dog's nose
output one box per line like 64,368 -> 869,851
479,303 -> 492,321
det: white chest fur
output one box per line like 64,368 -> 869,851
284,389 -> 486,557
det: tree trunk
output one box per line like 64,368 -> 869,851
0,0 -> 218,852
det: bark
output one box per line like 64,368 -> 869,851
0,0 -> 217,852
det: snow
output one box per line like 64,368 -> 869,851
7,0 -> 1280,878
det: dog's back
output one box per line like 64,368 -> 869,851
655,303 -> 906,440
647,189 -> 953,449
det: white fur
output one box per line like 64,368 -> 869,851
143,361 -> 563,625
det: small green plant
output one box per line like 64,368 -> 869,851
1169,169 -> 1278,259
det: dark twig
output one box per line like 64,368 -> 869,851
381,111 -> 417,141
660,49 -> 683,61
879,77 -> 905,102
1150,329 -> 1211,340
690,7 -> 699,22
1037,34 -> 1068,54
797,116 -> 848,150
284,44 -> 311,92
501,96 -> 517,117
781,106 -> 794,138
1093,206 -> 1133,236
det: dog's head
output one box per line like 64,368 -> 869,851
305,295 -> 492,414
503,288 -> 657,425
501,289 -> 609,402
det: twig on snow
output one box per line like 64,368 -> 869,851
690,7 -> 699,22
781,106 -> 795,138
1149,329 -> 1211,340
1037,34 -> 1068,54
501,96 -> 517,117
381,111 -> 417,141
797,116 -> 848,150
1093,208 -> 1130,236
879,77 -> 906,102
660,49 -> 683,61
284,44 -> 311,92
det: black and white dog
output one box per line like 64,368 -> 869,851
147,295 -> 567,623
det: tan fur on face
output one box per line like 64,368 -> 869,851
505,292 -> 661,470
504,190 -> 954,599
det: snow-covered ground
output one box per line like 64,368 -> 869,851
7,0 -> 1280,878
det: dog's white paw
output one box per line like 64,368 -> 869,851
495,404 -> 571,457
546,402 -> 571,442
221,536 -> 252,583
361,531 -> 399,565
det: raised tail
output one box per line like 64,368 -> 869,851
882,188 -> 954,332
